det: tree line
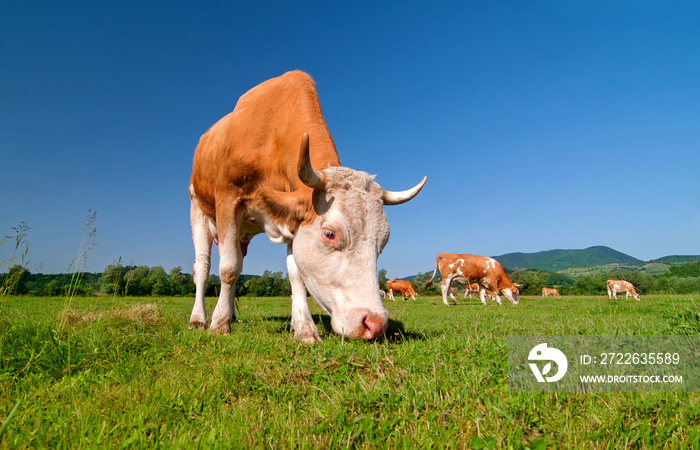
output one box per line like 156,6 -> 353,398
2,261 -> 699,298
382,262 -> 700,297
507,262 -> 700,296
0,263 -> 293,298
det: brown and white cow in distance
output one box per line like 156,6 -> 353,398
386,279 -> 417,301
542,287 -> 561,298
426,253 -> 519,306
463,282 -> 480,299
607,279 -> 641,301
188,71 -> 427,342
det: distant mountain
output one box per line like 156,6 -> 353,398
493,246 -> 644,272
649,255 -> 700,265
398,247 -> 700,280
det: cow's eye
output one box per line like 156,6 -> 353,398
321,227 -> 338,246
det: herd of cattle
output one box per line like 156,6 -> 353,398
187,71 -> 641,342
382,253 -> 641,304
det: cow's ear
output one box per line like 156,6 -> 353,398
260,190 -> 315,230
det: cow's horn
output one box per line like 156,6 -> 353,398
298,133 -> 326,190
382,176 -> 427,205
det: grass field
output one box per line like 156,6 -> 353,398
1,294 -> 699,448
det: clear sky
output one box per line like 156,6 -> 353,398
2,1 -> 699,277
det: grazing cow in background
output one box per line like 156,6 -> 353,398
542,287 -> 561,298
188,71 -> 427,342
463,282 -> 480,299
426,253 -> 519,306
443,281 -> 480,302
607,280 -> 641,301
386,279 -> 417,301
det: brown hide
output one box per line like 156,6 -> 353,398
386,279 -> 417,298
607,279 -> 640,299
465,282 -> 479,292
429,253 -> 519,293
189,71 -> 341,236
542,287 -> 561,298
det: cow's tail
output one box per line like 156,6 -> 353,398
425,257 -> 439,287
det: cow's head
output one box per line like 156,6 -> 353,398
503,286 -> 519,305
292,134 -> 426,340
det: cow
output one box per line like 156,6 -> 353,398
385,279 -> 417,301
426,253 -> 519,306
606,279 -> 641,301
188,71 -> 427,343
542,287 -> 561,298
463,282 -> 480,299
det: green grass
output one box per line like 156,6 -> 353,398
1,294 -> 699,448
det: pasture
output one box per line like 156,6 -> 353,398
1,294 -> 699,448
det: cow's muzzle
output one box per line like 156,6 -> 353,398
332,309 -> 388,340
359,313 -> 388,340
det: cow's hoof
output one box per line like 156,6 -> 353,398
209,322 -> 231,334
292,326 -> 322,344
291,321 -> 322,343
294,333 -> 322,344
188,321 -> 206,330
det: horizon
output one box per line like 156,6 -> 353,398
9,244 -> 698,277
2,2 -> 699,278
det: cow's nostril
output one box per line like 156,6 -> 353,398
361,314 -> 388,340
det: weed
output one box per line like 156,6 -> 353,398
62,209 -> 97,313
0,222 -> 31,296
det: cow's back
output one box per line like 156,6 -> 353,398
439,253 -> 513,286
190,71 -> 341,218
437,253 -> 488,278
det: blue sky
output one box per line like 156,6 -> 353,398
1,1 -> 699,277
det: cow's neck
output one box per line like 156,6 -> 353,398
247,186 -> 317,245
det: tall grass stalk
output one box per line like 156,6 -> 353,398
0,222 -> 31,296
58,209 -> 97,414
0,399 -> 21,439
61,209 -> 97,327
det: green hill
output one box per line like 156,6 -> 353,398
400,248 -> 700,279
493,246 -> 644,272
649,255 -> 700,265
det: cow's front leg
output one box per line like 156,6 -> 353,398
286,247 -> 321,343
492,290 -> 503,305
448,289 -> 458,304
210,210 -> 243,334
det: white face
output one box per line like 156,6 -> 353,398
291,167 -> 390,339
503,288 -> 519,305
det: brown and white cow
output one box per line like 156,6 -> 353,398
188,71 -> 426,342
463,282 -> 480,299
426,253 -> 519,306
542,287 -> 561,298
607,280 -> 641,301
386,279 -> 417,301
